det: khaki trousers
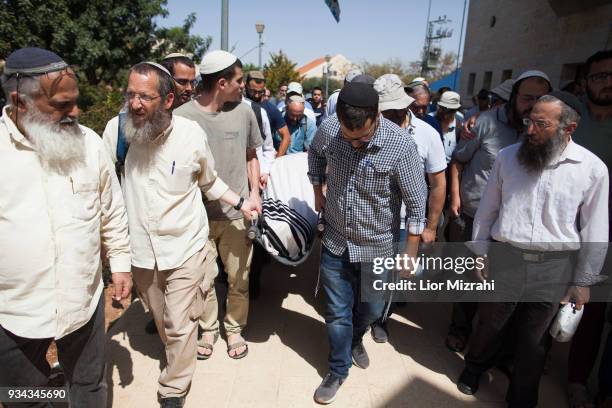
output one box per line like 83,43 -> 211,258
132,243 -> 217,398
199,218 -> 253,337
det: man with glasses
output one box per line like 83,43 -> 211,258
104,61 -> 258,407
406,81 -> 442,134
308,82 -> 427,404
445,71 -> 551,354
457,91 -> 608,408
161,53 -> 197,108
245,70 -> 291,157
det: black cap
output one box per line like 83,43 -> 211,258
477,89 -> 489,99
547,90 -> 583,117
4,47 -> 68,76
338,82 -> 379,108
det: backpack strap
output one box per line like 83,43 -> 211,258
250,101 -> 266,140
300,116 -> 308,152
115,112 -> 129,180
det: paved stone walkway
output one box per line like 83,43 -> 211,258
107,242 -> 571,407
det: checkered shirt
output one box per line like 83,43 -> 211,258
308,114 -> 427,262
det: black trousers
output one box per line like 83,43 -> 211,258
0,293 -> 107,408
447,213 -> 477,338
464,247 -> 571,408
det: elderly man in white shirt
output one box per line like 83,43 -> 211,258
103,62 -> 259,408
0,48 -> 131,408
457,92 -> 609,408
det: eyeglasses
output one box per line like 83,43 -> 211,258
247,88 -> 265,96
523,118 -> 553,129
341,118 -> 378,144
125,92 -> 161,103
174,78 -> 197,87
587,71 -> 612,83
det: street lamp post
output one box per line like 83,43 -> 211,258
324,54 -> 331,99
255,22 -> 265,70
221,0 -> 229,51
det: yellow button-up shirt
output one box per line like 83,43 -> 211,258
0,107 -> 131,339
103,115 -> 229,270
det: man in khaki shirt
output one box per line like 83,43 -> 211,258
103,62 -> 258,408
175,50 -> 263,360
0,48 -> 131,408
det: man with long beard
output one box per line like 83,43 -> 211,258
456,92 -> 609,408
103,62 -> 259,408
445,71 -> 551,354
0,47 -> 131,408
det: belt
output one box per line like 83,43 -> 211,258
507,246 -> 576,263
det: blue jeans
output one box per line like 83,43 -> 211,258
320,246 -> 386,378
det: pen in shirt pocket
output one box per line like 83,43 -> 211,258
172,161 -> 175,175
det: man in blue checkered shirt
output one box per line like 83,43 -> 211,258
308,82 -> 427,404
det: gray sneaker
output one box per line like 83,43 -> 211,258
314,373 -> 344,404
351,343 -> 370,369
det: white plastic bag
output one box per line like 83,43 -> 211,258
549,302 -> 584,342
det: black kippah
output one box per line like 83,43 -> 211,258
338,82 -> 379,108
4,47 -> 68,76
547,91 -> 583,117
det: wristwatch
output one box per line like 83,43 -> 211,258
234,197 -> 245,210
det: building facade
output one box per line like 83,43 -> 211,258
459,0 -> 612,101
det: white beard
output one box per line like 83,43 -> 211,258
22,107 -> 86,176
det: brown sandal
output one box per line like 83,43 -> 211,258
197,332 -> 218,360
227,340 -> 249,359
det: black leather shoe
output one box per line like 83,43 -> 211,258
351,343 -> 370,369
160,397 -> 184,408
457,369 -> 480,395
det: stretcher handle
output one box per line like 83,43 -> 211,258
247,211 -> 259,240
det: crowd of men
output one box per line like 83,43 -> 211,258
0,45 -> 611,408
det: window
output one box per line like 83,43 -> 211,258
483,71 -> 493,90
502,69 -> 513,81
467,73 -> 476,95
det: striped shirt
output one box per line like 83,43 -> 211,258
308,114 -> 427,262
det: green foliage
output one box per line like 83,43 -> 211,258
78,83 -> 124,135
154,13 -> 212,62
0,0 -> 169,85
263,51 -> 302,94
0,1 -> 211,86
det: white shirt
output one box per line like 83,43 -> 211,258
103,115 -> 229,270
242,98 -> 276,175
325,91 -> 340,117
472,141 -> 609,281
400,111 -> 448,229
429,112 -> 458,163
0,107 -> 131,339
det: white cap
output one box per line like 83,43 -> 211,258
374,74 -> 415,111
287,82 -> 303,96
438,91 -> 461,110
345,68 -> 363,83
490,79 -> 515,101
515,70 -> 550,85
199,50 -> 238,75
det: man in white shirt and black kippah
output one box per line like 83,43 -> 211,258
0,47 -> 132,408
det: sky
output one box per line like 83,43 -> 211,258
156,0 -> 470,69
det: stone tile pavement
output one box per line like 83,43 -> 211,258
107,242 -> 571,407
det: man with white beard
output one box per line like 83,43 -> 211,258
0,47 -> 132,408
103,62 -> 259,408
